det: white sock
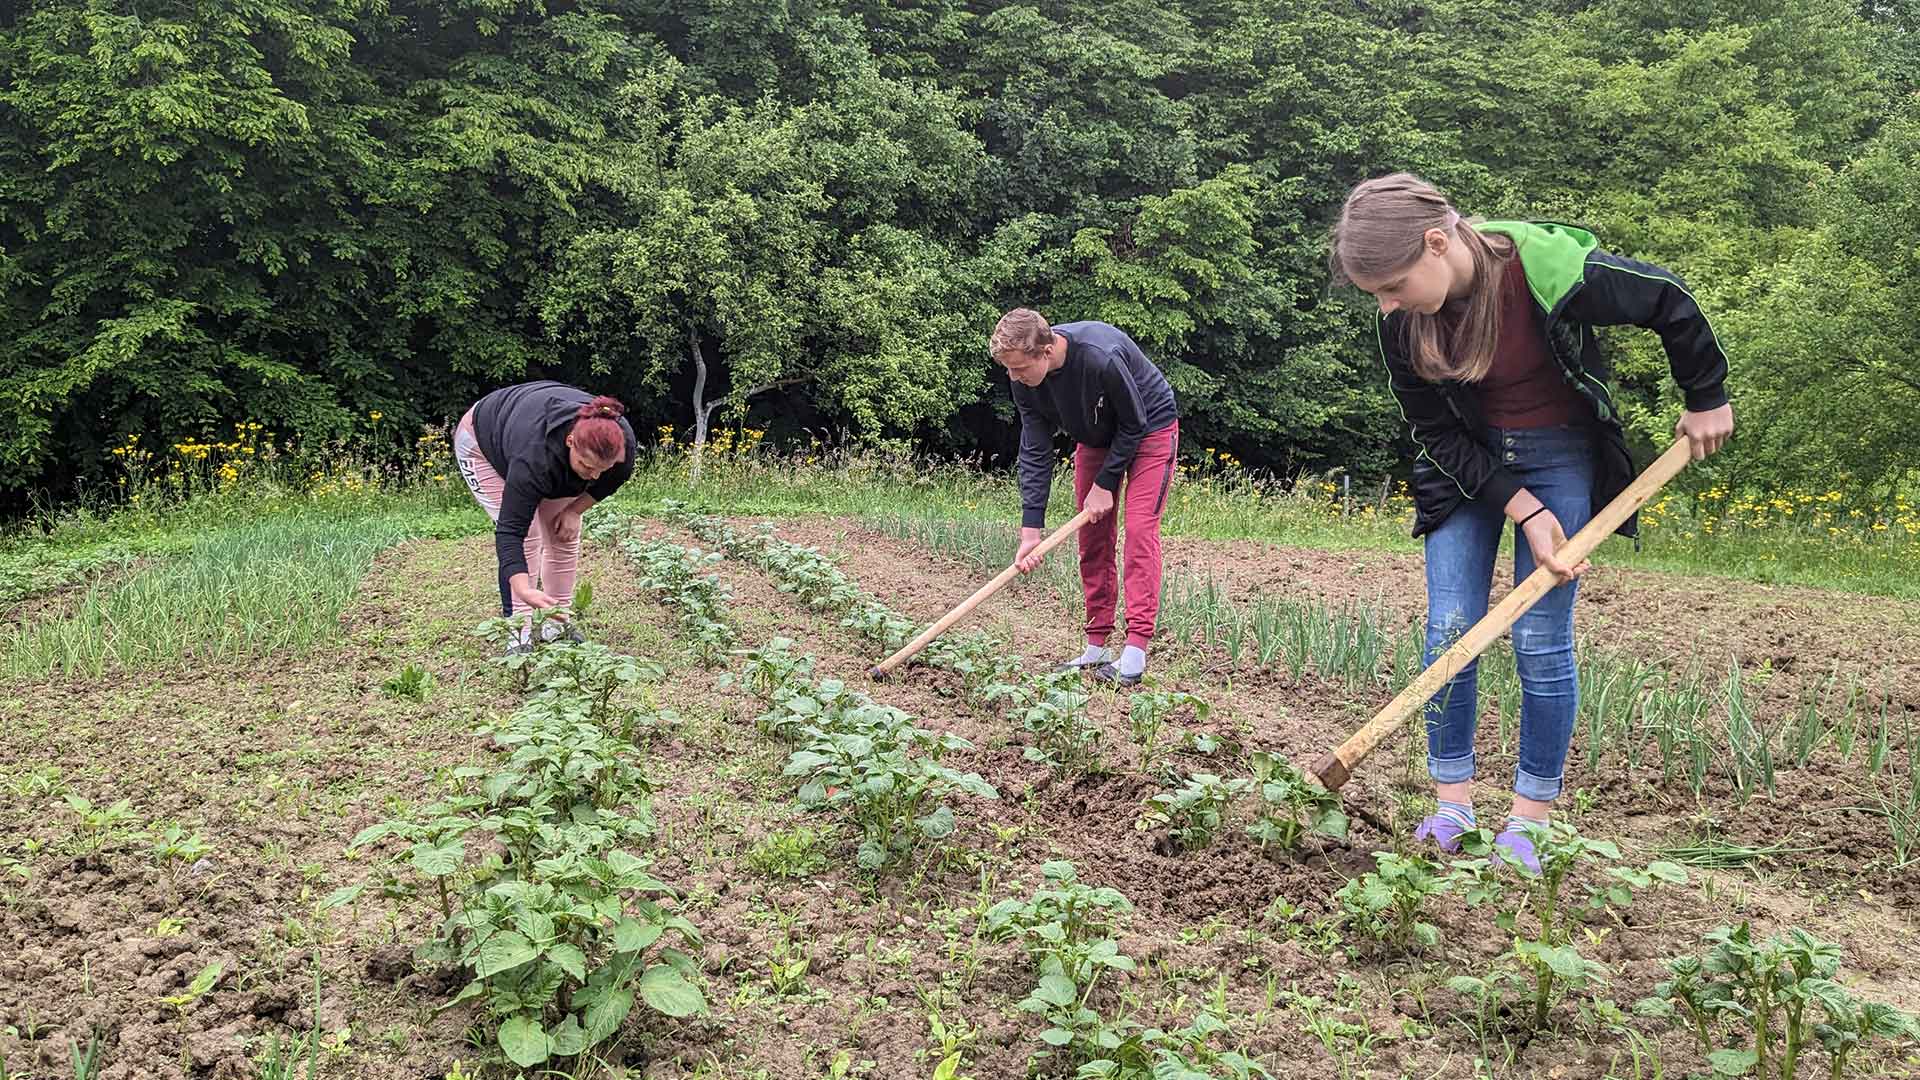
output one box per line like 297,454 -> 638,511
1117,645 -> 1147,677
1071,643 -> 1109,666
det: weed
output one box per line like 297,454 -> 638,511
60,795 -> 142,855
745,825 -> 833,880
381,662 -> 434,701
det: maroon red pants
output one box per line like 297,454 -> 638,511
1072,422 -> 1179,650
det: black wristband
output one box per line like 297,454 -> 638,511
1518,506 -> 1551,528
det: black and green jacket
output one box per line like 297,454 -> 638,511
1378,221 -> 1730,539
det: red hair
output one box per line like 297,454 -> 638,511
572,395 -> 628,463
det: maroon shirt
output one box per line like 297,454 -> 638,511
1470,258 -> 1584,428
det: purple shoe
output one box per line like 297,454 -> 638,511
1495,826 -> 1542,874
1413,814 -> 1468,854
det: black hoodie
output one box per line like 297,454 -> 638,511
470,381 -> 637,587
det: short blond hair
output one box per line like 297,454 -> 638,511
990,308 -> 1052,359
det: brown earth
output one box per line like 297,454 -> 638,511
0,514 -> 1914,1080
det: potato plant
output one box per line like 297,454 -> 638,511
753,677 -> 871,743
524,642 -> 665,735
1127,688 -> 1211,775
783,696 -> 997,871
1244,751 -> 1348,853
1332,851 -> 1448,954
985,671 -> 1104,776
1636,922 -> 1918,1078
473,608 -> 578,686
625,538 -> 737,665
982,861 -> 1140,1063
1136,772 -> 1250,850
1451,822 -> 1688,1031
477,694 -> 654,821
442,862 -> 705,1068
342,793 -> 489,944
726,636 -> 815,699
334,624 -> 706,1069
671,504 -> 1017,690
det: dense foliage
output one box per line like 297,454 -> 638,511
3,0 -> 1914,505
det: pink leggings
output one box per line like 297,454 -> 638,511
1074,421 -> 1179,650
455,408 -> 581,618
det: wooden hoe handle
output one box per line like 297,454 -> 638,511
869,508 -> 1096,680
1310,438 -> 1694,791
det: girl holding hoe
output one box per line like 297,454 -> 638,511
454,380 -> 638,652
1329,173 -> 1734,872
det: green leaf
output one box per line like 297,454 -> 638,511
475,931 -> 539,977
410,839 -> 463,877
318,883 -> 366,910
436,979 -> 486,1015
581,987 -> 633,1044
1313,810 -> 1351,840
1036,973 -> 1078,1007
1646,860 -> 1690,885
1039,1026 -> 1075,1046
348,822 -> 400,850
547,943 -> 588,982
497,1014 -> 551,1068
513,908 -> 556,945
1708,1048 -> 1758,1075
1867,1002 -> 1917,1037
1539,944 -> 1588,979
917,804 -> 956,838
1635,996 -> 1676,1019
612,918 -> 664,953
638,963 -> 706,1017
548,1013 -> 587,1057
183,961 -> 223,996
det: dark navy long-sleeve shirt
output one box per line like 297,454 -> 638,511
1011,321 -> 1178,528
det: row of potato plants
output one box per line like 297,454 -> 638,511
730,636 -> 999,871
657,504 -> 1181,784
639,504 -> 1919,1075
329,602 -> 706,1069
596,516 -> 1004,876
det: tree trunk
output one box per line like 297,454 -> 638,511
686,324 -> 805,485
689,326 -> 711,486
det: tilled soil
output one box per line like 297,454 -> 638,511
0,514 -> 1915,1080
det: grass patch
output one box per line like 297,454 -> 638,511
4,502 -> 484,678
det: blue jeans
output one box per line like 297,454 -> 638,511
1423,425 -> 1594,803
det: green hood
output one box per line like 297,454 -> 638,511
1474,220 -> 1598,313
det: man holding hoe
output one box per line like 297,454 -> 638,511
992,308 -> 1181,686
